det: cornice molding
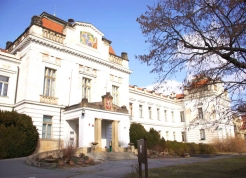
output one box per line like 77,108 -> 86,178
10,35 -> 132,74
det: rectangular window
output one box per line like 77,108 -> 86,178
180,111 -> 185,122
171,111 -> 174,122
43,68 -> 56,97
182,131 -> 186,142
148,107 -> 152,120
200,129 -> 205,140
198,107 -> 203,119
82,78 -> 91,101
42,115 -> 52,139
129,103 -> 133,116
166,131 -> 169,140
0,75 -> 9,96
164,110 -> 167,121
139,105 -> 143,118
112,85 -> 119,105
173,132 -> 176,141
157,108 -> 160,120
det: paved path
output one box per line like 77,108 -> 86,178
0,154 -> 240,178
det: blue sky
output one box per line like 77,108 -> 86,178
0,0 -> 182,93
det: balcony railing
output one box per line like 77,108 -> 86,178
109,54 -> 123,65
42,29 -> 65,44
40,95 -> 58,105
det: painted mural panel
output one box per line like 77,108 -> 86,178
80,31 -> 97,49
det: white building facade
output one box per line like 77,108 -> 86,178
1,12 -> 234,152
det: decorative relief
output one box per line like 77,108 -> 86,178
110,74 -> 122,84
2,64 -> 11,69
80,31 -> 97,49
42,54 -> 61,66
102,92 -> 113,111
79,65 -> 97,77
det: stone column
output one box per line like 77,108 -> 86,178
94,118 -> 102,152
112,120 -> 119,152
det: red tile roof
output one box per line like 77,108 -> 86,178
176,94 -> 184,99
42,18 -> 64,34
0,49 -> 8,53
109,45 -> 115,55
190,78 -> 209,89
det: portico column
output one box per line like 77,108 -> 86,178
94,118 -> 102,151
112,120 -> 119,152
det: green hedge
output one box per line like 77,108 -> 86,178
0,111 -> 39,159
129,123 -> 165,149
129,123 -> 216,155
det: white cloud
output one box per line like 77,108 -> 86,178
145,80 -> 183,95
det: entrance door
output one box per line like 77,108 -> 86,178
101,120 -> 112,149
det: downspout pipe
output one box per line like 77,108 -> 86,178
13,66 -> 20,111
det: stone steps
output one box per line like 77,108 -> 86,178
87,152 -> 137,161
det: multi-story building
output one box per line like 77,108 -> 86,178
1,12 -> 235,153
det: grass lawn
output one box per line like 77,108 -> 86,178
125,156 -> 246,178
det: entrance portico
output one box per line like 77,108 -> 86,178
63,92 -> 130,152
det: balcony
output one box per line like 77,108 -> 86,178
40,95 -> 58,105
109,54 -> 123,65
42,29 -> 65,44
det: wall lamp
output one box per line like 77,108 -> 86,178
81,108 -> 85,117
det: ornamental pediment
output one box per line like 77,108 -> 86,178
74,22 -> 104,36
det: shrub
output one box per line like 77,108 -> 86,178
61,140 -> 77,161
0,110 -> 39,159
147,128 -> 161,149
129,123 -> 147,148
212,137 -> 246,154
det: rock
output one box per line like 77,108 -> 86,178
58,160 -> 64,167
83,160 -> 90,164
77,161 -> 83,165
88,158 -> 94,164
69,160 -> 75,166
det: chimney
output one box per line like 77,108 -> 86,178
121,52 -> 128,60
68,19 -> 74,27
5,41 -> 12,50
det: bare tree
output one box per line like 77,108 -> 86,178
137,0 -> 246,112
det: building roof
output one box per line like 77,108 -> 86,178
109,46 -> 115,55
41,17 -> 64,34
0,49 -> 8,53
129,85 -> 185,100
176,94 -> 184,99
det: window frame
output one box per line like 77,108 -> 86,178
148,106 -> 152,120
129,103 -> 133,117
198,107 -> 204,119
43,68 -> 56,97
200,129 -> 206,140
139,105 -> 143,118
166,131 -> 169,140
171,111 -> 174,122
180,111 -> 185,122
82,77 -> 91,101
42,115 -> 52,139
112,85 -> 119,105
164,110 -> 167,122
0,75 -> 9,96
181,131 -> 186,142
